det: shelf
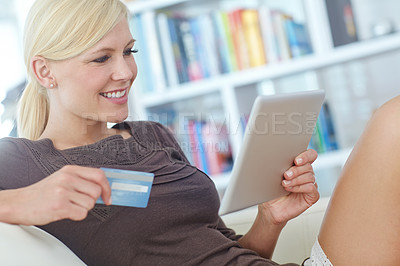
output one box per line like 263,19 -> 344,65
124,0 -> 190,14
211,147 -> 352,192
141,33 -> 400,108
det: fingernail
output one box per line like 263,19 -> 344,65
286,170 -> 293,178
283,180 -> 291,186
296,158 -> 303,164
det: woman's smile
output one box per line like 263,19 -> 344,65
99,88 -> 129,104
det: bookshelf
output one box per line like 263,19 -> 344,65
124,0 -> 400,193
140,32 -> 400,107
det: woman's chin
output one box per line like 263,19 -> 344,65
107,116 -> 128,123
100,111 -> 129,124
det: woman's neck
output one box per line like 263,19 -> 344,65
39,118 -> 127,150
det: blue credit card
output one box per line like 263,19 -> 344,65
96,168 -> 154,208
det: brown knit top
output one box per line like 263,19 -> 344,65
0,121 -> 297,266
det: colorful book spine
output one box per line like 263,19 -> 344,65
319,103 -> 338,151
241,9 -> 267,67
178,18 -> 203,81
229,9 -> 250,70
212,11 -> 232,73
198,14 -> 221,77
285,19 -> 313,58
309,103 -> 338,153
201,123 -> 222,175
190,17 -> 210,79
194,121 -> 209,174
221,11 -> 238,72
271,10 -> 291,61
173,17 -> 191,83
310,119 -> 325,153
188,120 -> 201,168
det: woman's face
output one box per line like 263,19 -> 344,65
48,18 -> 137,124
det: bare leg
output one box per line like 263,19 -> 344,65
319,96 -> 400,265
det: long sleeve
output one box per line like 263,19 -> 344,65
0,138 -> 30,190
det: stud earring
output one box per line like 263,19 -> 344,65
50,83 -> 54,88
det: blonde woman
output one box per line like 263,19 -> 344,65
0,0 -> 318,265
1,0 -> 398,265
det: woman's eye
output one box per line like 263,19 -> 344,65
93,55 -> 110,63
124,48 -> 139,56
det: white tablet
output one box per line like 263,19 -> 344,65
219,90 -> 325,215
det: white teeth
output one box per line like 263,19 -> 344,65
100,90 -> 126,99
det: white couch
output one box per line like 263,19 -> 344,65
221,197 -> 330,264
0,197 -> 329,265
0,222 -> 85,265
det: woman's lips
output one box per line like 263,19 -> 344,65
99,89 -> 128,104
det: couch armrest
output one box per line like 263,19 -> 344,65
0,222 -> 85,265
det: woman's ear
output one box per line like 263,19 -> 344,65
31,55 -> 57,89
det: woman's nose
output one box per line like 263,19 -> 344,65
111,57 -> 135,81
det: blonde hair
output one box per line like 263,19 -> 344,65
18,0 -> 129,140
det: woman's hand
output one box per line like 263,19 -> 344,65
0,165 -> 111,226
261,149 -> 320,225
238,149 -> 319,259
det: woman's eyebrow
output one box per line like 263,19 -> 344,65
126,39 -> 136,46
90,39 -> 136,54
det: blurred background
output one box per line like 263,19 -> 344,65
0,0 -> 34,137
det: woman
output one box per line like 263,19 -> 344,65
0,0 -> 318,265
5,0 -> 398,265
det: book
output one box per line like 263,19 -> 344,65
258,6 -> 279,64
325,0 -> 358,47
194,120 -> 209,174
212,11 -> 233,73
190,17 -> 210,79
320,102 -> 338,151
177,18 -> 203,81
229,9 -> 250,70
221,11 -> 238,72
309,103 -> 339,153
285,19 -> 313,58
157,13 -> 179,87
197,14 -> 221,77
141,11 -> 167,92
241,9 -> 267,67
188,120 -> 202,168
201,122 -> 223,175
168,16 -> 190,83
270,10 -> 291,61
309,119 -> 326,153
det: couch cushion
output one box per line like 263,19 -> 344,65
222,197 -> 330,264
